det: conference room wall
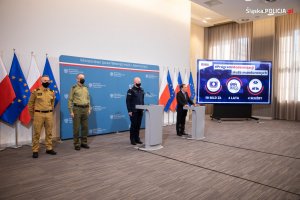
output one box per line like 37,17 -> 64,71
0,0 -> 191,148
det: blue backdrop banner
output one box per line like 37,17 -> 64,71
59,55 -> 159,139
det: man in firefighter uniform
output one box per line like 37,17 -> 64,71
126,77 -> 144,145
68,73 -> 91,150
28,75 -> 57,158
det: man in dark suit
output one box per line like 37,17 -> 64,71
176,84 -> 195,136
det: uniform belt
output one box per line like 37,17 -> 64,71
74,104 -> 89,108
35,110 -> 53,113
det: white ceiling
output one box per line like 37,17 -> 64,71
191,0 -> 300,27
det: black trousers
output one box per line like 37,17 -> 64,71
176,109 -> 187,135
130,111 -> 143,142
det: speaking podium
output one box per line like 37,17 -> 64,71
184,106 -> 205,140
135,105 -> 164,151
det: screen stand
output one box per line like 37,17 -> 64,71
211,104 -> 259,122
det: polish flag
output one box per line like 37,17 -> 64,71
19,54 -> 41,125
27,54 -> 41,92
0,57 -> 16,116
184,71 -> 191,97
158,68 -> 169,109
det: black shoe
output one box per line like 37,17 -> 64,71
182,133 -> 188,136
32,152 -> 38,158
131,141 -> 136,145
75,146 -> 81,151
177,133 -> 183,136
81,144 -> 90,149
136,141 -> 143,144
46,149 -> 57,155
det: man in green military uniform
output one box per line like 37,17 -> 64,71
68,73 -> 91,150
28,75 -> 57,158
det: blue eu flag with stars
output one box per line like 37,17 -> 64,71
43,57 -> 60,107
164,70 -> 175,112
0,53 -> 30,125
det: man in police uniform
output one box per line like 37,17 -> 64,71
28,75 -> 57,158
68,73 -> 91,150
176,84 -> 195,136
126,77 -> 144,145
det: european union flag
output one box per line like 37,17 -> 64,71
43,57 -> 60,107
164,70 -> 175,112
0,53 -> 30,125
189,72 -> 195,100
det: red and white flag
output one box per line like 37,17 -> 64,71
169,69 -> 178,112
0,57 -> 16,116
159,68 -> 169,108
27,54 -> 41,92
19,54 -> 41,125
184,70 -> 190,96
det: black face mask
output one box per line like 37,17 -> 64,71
79,79 -> 85,84
136,83 -> 141,87
42,82 -> 50,88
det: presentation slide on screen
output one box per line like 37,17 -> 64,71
197,59 -> 272,104
59,55 -> 159,139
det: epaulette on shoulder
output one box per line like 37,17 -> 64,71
72,85 -> 77,88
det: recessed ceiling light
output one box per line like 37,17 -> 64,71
240,18 -> 250,22
204,0 -> 223,7
205,17 -> 212,20
245,0 -> 252,2
202,20 -> 208,23
267,13 -> 274,16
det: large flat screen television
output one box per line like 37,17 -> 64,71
197,59 -> 272,104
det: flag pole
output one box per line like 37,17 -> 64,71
13,49 -> 20,148
14,121 -> 21,148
